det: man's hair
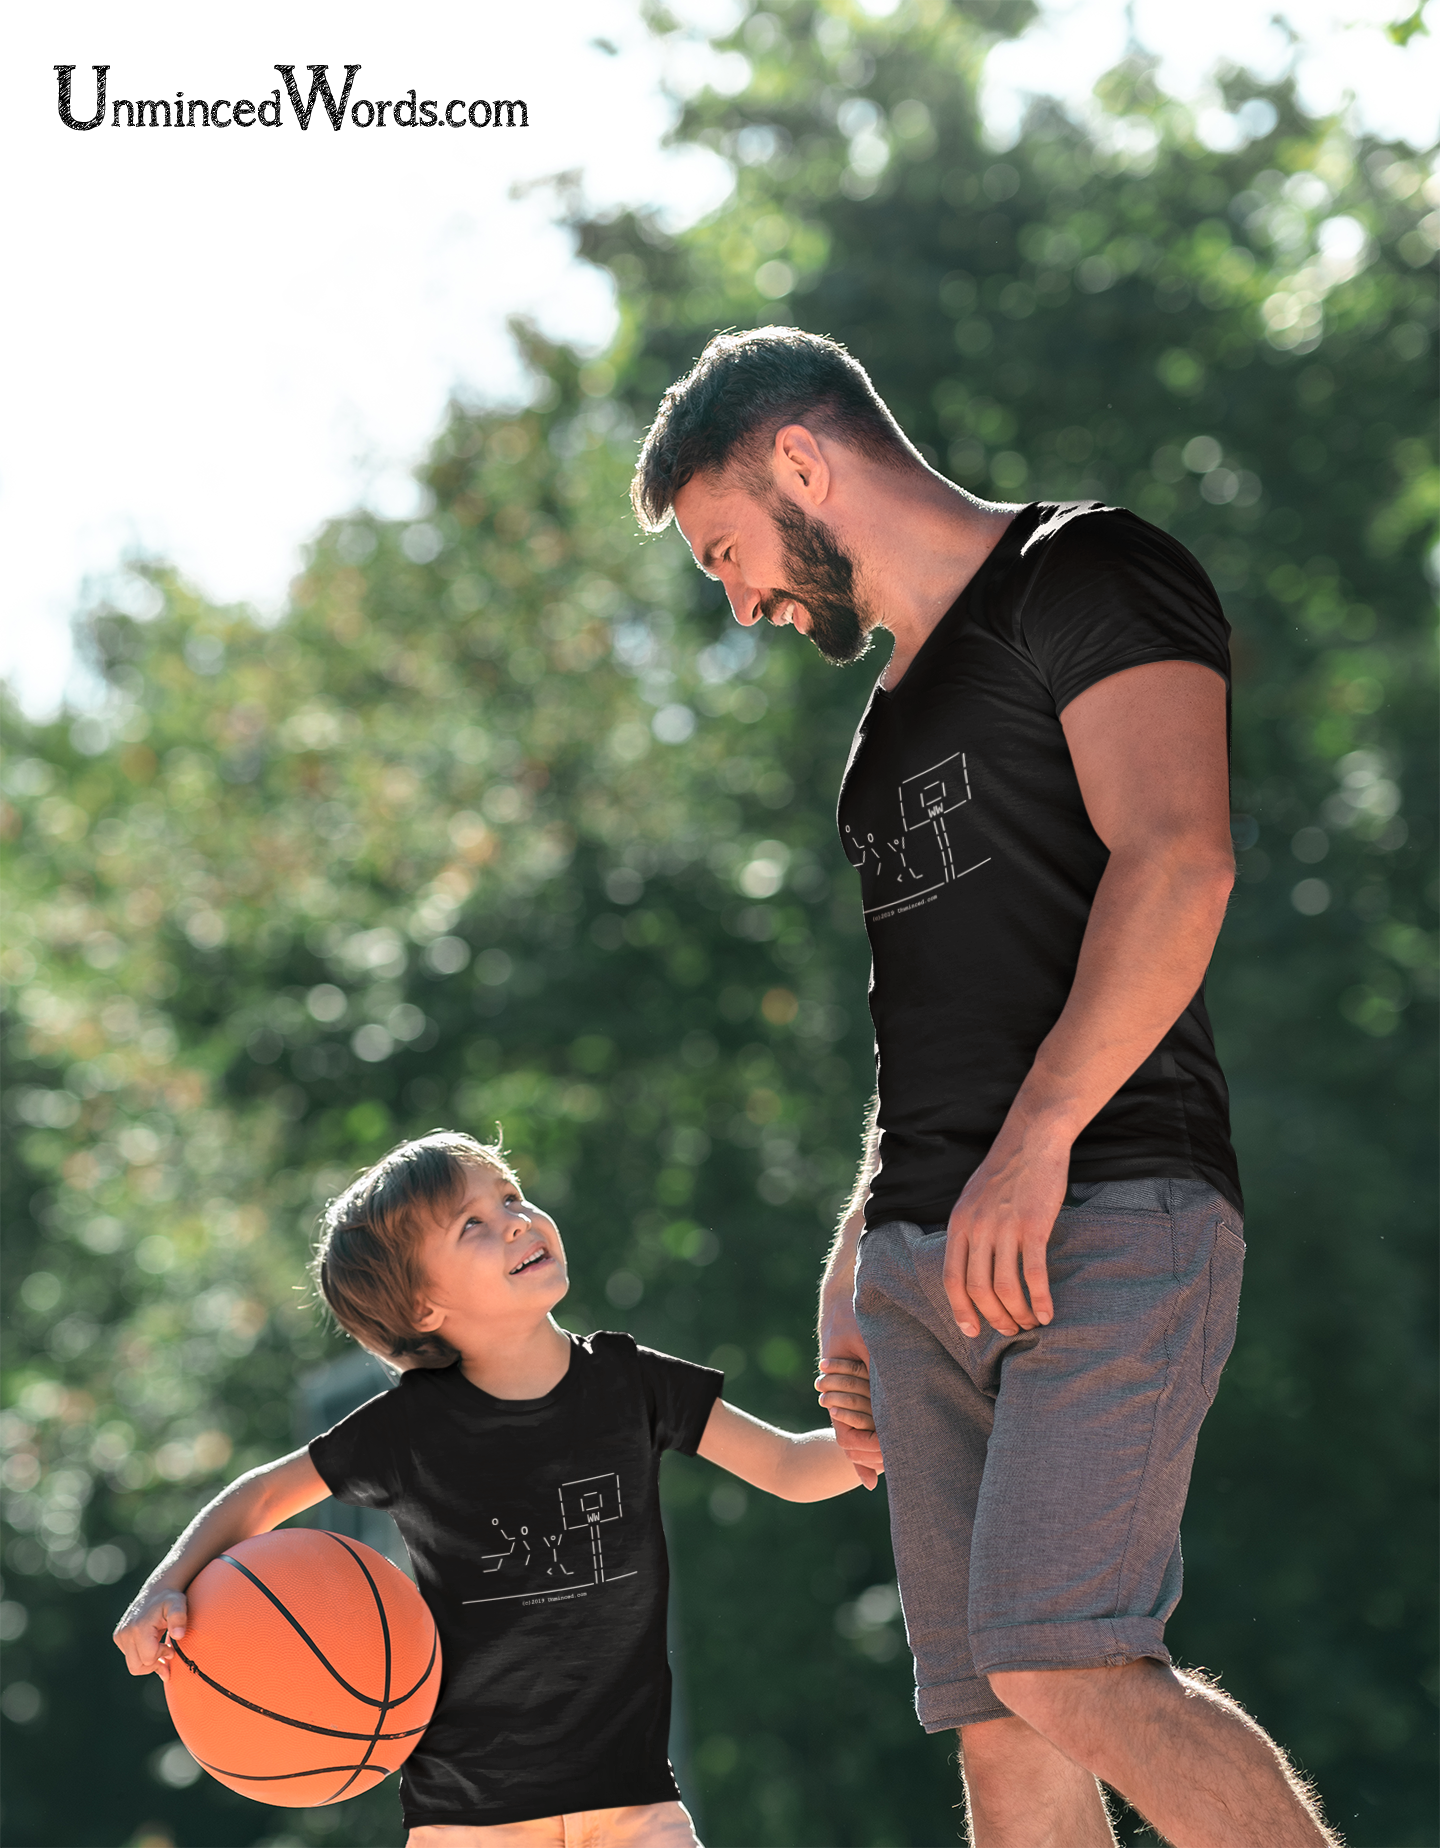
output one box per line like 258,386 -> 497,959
630,326 -> 918,532
311,1129 -> 517,1366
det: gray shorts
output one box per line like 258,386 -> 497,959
855,1176 -> 1244,1732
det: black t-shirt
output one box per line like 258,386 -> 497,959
308,1332 -> 722,1828
836,501 -> 1243,1229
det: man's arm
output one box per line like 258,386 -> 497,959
945,659 -> 1235,1338
816,1095 -> 882,1488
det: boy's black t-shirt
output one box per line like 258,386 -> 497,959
837,502 -> 1243,1229
307,1331 -> 722,1828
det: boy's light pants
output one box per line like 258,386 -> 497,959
407,1802 -> 702,1847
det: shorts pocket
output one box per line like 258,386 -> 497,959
1200,1222 -> 1245,1401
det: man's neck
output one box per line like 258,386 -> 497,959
854,470 -> 1019,690
457,1315 -> 572,1400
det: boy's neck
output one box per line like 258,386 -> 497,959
456,1314 -> 572,1400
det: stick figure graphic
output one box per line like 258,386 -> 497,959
480,1518 -> 531,1574
880,834 -> 927,885
541,1530 -> 573,1578
842,824 -> 882,874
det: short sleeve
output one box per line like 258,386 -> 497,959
1018,506 -> 1231,716
308,1387 -> 403,1510
636,1345 -> 724,1456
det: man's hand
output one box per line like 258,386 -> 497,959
944,1123 -> 1070,1339
113,1586 -> 188,1683
815,1354 -> 883,1488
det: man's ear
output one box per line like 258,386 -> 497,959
413,1299 -> 445,1335
773,424 -> 831,503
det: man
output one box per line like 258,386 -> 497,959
631,328 -> 1336,1848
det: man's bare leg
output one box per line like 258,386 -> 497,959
959,1715 -> 1117,1848
989,1660 -> 1337,1848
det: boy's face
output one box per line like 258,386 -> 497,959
413,1162 -> 569,1343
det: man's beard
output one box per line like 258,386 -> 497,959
760,498 -> 873,666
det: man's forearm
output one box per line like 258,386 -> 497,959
818,1093 -> 879,1347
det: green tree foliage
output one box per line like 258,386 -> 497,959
2,3 -> 1435,1843
1387,3 -> 1431,51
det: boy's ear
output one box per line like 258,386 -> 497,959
413,1299 -> 445,1334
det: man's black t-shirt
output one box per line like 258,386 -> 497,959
836,502 -> 1242,1229
308,1332 -> 722,1828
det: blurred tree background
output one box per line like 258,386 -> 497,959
2,1 -> 1435,1843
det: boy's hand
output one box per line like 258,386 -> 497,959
113,1588 -> 188,1683
816,1354 -> 883,1489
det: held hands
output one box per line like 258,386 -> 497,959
943,1129 -> 1070,1339
113,1587 -> 189,1683
815,1354 -> 883,1490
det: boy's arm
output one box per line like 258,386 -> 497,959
695,1397 -> 879,1502
112,1447 -> 331,1681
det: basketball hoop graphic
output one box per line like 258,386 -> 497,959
559,1473 -> 625,1585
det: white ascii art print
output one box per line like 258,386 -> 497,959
844,751 -> 991,923
463,1472 -> 636,1606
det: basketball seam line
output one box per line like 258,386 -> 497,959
169,1640 -> 429,1741
210,1539 -> 437,1710
192,1754 -> 392,1785
322,1533 -> 394,1803
217,1547 -> 398,1710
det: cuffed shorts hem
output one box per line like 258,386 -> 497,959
973,1614 -> 1172,1678
916,1678 -> 1012,1733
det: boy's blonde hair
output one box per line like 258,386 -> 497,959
312,1129 -> 517,1366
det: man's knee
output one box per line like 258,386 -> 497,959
987,1659 -> 1157,1735
958,1712 -> 1035,1767
988,1667 -> 1063,1733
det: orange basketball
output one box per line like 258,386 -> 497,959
164,1529 -> 441,1807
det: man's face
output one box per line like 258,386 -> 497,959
673,471 -> 873,666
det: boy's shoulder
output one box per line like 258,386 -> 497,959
381,1334 -> 717,1412
583,1330 -> 720,1376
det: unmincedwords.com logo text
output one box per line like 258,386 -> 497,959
55,64 -> 528,133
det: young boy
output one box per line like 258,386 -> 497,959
114,1130 -> 880,1846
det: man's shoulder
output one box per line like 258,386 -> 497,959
1020,501 -> 1205,578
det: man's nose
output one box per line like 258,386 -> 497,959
729,584 -> 763,627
